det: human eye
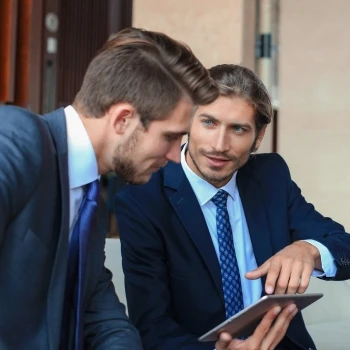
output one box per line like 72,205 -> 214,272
232,125 -> 247,135
165,134 -> 180,142
202,119 -> 214,127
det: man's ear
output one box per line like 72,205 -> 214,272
108,103 -> 138,135
252,125 -> 267,152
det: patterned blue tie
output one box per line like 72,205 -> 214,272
212,189 -> 244,319
61,179 -> 100,350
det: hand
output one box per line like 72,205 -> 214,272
215,304 -> 298,350
245,241 -> 321,294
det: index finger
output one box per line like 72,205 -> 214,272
245,260 -> 270,280
264,260 -> 283,294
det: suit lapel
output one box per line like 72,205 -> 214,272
237,161 -> 273,289
43,108 -> 70,349
164,162 -> 225,305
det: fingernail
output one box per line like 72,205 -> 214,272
266,286 -> 274,294
274,306 -> 281,315
288,304 -> 296,313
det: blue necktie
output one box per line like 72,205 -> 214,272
61,179 -> 100,350
212,189 -> 244,319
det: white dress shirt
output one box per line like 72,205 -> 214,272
180,144 -> 336,308
64,105 -> 99,233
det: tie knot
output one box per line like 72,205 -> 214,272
211,189 -> 228,208
85,179 -> 100,202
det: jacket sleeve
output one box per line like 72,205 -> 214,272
83,196 -> 142,350
277,154 -> 350,280
114,192 -> 215,350
83,256 -> 143,350
0,107 -> 45,246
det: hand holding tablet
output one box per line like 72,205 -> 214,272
199,293 -> 323,342
214,303 -> 298,350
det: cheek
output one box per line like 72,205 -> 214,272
232,134 -> 255,152
197,127 -> 213,141
189,129 -> 205,148
143,139 -> 170,159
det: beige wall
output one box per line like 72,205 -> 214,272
279,0 -> 350,229
133,0 -> 261,147
133,0 -> 256,69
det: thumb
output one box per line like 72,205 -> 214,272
216,333 -> 242,350
216,332 -> 232,350
245,260 -> 270,280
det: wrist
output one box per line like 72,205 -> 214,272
296,240 -> 321,261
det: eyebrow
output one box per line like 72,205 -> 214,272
163,131 -> 189,137
198,113 -> 253,130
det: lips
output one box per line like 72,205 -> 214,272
205,155 -> 230,167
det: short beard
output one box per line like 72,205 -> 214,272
187,134 -> 259,186
112,128 -> 140,185
188,146 -> 238,186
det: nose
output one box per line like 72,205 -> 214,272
165,139 -> 182,163
212,128 -> 229,153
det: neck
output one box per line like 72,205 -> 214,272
78,112 -> 110,175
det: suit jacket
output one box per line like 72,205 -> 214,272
115,153 -> 350,350
0,106 -> 142,350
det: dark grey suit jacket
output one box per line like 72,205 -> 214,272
0,106 -> 142,350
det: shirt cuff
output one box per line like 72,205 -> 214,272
304,239 -> 337,277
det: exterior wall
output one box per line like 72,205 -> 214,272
133,0 -> 255,69
133,0 -> 263,147
278,0 -> 350,229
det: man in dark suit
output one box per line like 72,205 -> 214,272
0,28 -> 218,350
115,64 -> 350,350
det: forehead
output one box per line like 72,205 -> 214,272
195,96 -> 256,126
150,98 -> 195,132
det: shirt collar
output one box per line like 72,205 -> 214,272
181,143 -> 237,206
64,105 -> 99,189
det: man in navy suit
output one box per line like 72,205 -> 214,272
0,28 -> 218,349
115,64 -> 350,350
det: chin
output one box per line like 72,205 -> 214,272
128,174 -> 152,185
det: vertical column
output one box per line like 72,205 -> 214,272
0,0 -> 18,103
13,0 -> 33,107
242,0 -> 257,71
257,0 -> 273,92
42,0 -> 60,113
255,0 -> 275,153
27,0 -> 44,113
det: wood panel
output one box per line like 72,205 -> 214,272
0,0 -> 18,103
55,0 -> 132,109
13,0 -> 32,107
56,0 -> 109,108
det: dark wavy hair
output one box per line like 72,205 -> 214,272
74,27 -> 218,128
208,64 -> 273,133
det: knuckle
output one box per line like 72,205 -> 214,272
271,256 -> 282,265
261,323 -> 271,334
288,283 -> 298,290
289,258 -> 297,266
246,339 -> 257,350
299,280 -> 309,291
273,328 -> 283,342
276,281 -> 286,290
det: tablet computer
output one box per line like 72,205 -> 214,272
198,293 -> 323,342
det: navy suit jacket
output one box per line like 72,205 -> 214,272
0,106 -> 141,350
115,153 -> 350,350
